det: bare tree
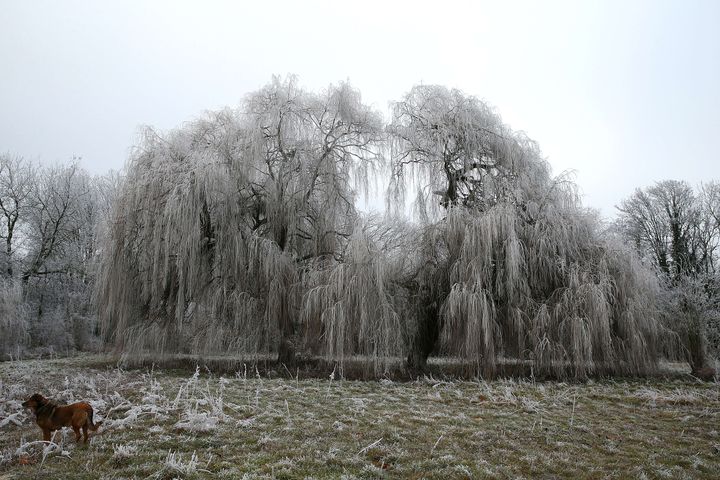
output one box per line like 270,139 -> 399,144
617,180 -> 719,377
616,187 -> 672,274
0,154 -> 37,277
697,181 -> 720,274
22,162 -> 90,284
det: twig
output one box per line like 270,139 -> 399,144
358,438 -> 383,456
431,433 -> 444,454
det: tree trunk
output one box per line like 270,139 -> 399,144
406,301 -> 440,372
5,236 -> 12,277
442,160 -> 458,208
276,278 -> 296,366
277,338 -> 296,366
687,328 -> 716,380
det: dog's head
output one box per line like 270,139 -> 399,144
22,393 -> 46,410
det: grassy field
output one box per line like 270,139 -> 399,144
0,356 -> 718,479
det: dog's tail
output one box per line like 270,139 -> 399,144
88,408 -> 103,431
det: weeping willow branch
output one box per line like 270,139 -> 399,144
301,221 -> 409,374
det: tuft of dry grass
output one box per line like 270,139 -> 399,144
1,355 -> 718,479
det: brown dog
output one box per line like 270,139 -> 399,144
22,393 -> 102,444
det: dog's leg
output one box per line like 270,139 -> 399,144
42,428 -> 51,442
73,425 -> 81,443
82,424 -> 89,443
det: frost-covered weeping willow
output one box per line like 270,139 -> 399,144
99,79 -> 662,378
389,85 -> 662,377
98,77 -> 383,359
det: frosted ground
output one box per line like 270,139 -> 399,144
0,356 -> 718,479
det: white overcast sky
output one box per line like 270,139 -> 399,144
1,0 -> 719,217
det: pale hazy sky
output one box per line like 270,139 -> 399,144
1,0 -> 719,216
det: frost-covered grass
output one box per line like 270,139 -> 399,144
0,356 -> 718,479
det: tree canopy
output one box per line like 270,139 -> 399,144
97,78 -> 668,378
